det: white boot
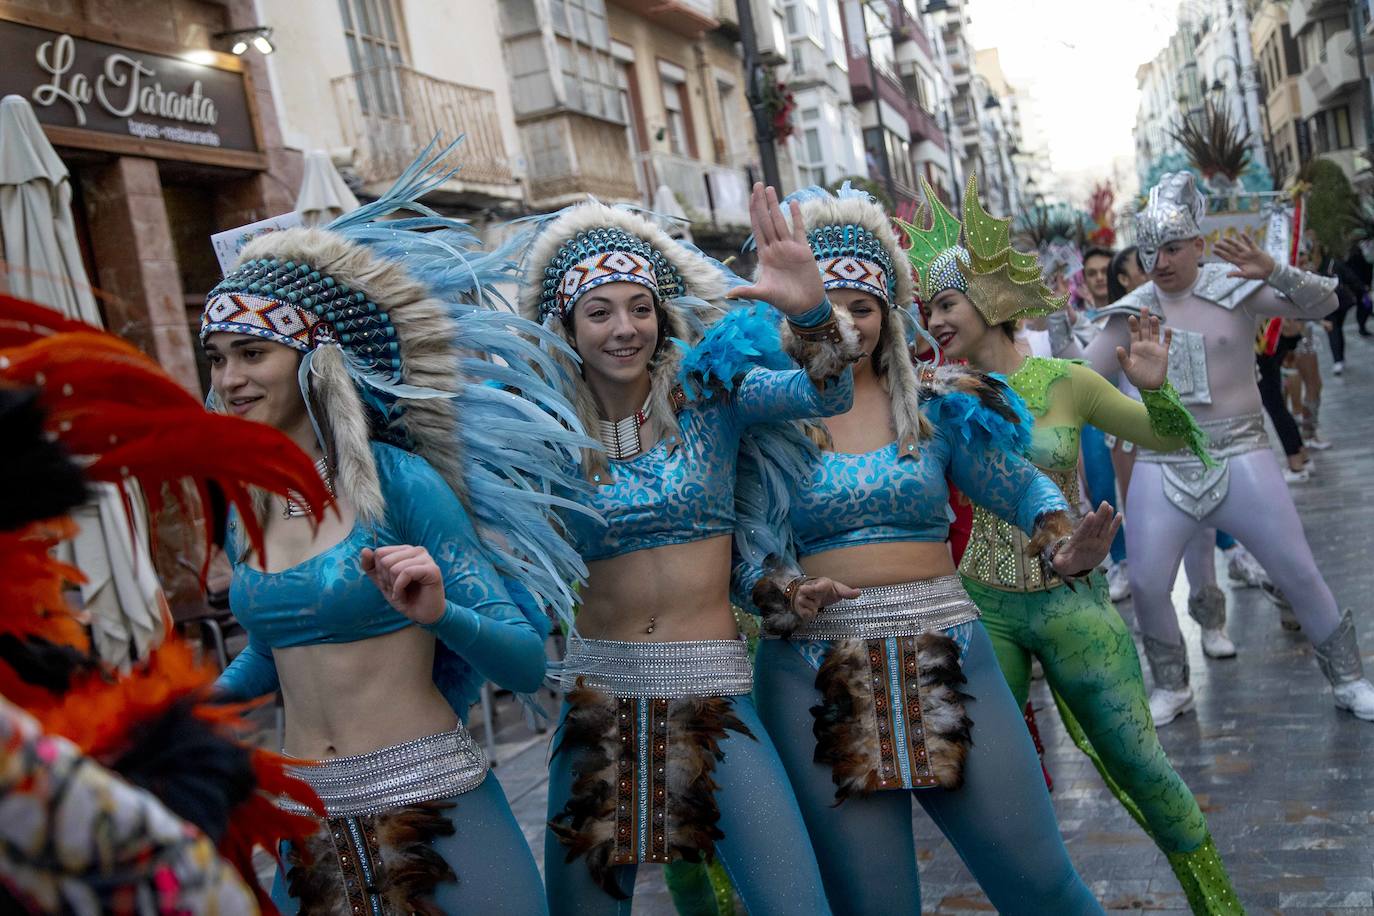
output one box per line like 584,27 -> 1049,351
1333,680 -> 1374,721
1225,545 -> 1268,588
1149,687 -> 1195,726
1189,586 -> 1236,658
1200,627 -> 1237,659
1107,561 -> 1131,601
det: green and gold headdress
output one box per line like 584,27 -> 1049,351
899,173 -> 1066,325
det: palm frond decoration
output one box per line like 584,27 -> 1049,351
1014,201 -> 1087,250
1169,100 -> 1252,183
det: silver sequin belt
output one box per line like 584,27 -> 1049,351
1136,412 -> 1268,464
280,726 -> 488,817
767,575 -> 981,642
557,638 -> 753,698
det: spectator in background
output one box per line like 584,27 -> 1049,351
1108,246 -> 1147,304
1313,240 -> 1368,375
1081,246 -> 1113,310
1344,243 -> 1373,337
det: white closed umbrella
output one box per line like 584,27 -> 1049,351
652,183 -> 693,243
0,94 -> 99,323
295,149 -> 359,226
0,94 -> 164,669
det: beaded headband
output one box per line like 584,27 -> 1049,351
201,257 -> 402,380
807,224 -> 898,305
540,227 -> 686,322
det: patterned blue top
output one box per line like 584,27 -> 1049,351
214,442 -> 548,720
789,420 -> 1066,556
561,366 -> 853,563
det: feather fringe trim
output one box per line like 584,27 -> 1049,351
749,554 -> 808,637
286,802 -> 457,916
677,304 -> 792,401
549,684 -> 753,899
920,363 -> 1034,455
779,304 -> 864,386
811,635 -> 973,801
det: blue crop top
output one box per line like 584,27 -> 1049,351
733,393 -> 1069,602
214,441 -> 547,720
560,366 -> 853,564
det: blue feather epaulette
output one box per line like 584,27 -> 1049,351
920,365 -> 1035,456
676,304 -> 792,401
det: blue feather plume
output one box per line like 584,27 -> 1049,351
921,375 -> 1035,456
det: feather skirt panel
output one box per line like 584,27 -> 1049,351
549,683 -> 754,899
811,634 -> 973,801
286,801 -> 457,915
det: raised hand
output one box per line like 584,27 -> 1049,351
1050,502 -> 1123,579
1115,306 -> 1173,391
1213,234 -> 1276,281
727,182 -> 825,318
361,545 -> 445,625
793,576 -> 861,622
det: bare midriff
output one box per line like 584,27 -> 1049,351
275,626 -> 457,759
576,535 -> 738,642
801,540 -> 957,590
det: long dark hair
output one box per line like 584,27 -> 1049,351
1107,246 -> 1141,303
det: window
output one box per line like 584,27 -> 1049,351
660,62 -> 695,158
338,0 -> 407,117
551,0 -> 621,122
863,3 -> 895,78
863,126 -> 914,192
1308,105 -> 1354,153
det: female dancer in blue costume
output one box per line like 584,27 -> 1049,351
518,184 -> 859,915
206,146 -> 589,914
731,183 -> 1117,915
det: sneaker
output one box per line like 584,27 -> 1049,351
1107,562 -> 1131,601
1200,626 -> 1237,658
1283,466 -> 1310,484
1333,679 -> 1374,721
1226,546 -> 1268,588
1149,687 -> 1195,726
1333,361 -> 1345,375
1304,434 -> 1333,451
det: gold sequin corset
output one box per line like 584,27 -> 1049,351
959,466 -> 1080,592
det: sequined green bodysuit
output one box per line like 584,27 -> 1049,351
961,357 -> 1243,916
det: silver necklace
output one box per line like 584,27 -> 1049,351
282,456 -> 335,519
598,394 -> 652,460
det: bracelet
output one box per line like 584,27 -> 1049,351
1039,536 -> 1072,575
788,315 -> 844,344
783,574 -> 812,610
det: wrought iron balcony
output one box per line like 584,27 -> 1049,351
332,66 -> 514,190
636,150 -> 752,228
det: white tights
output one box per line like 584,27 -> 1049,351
1125,449 -> 1342,655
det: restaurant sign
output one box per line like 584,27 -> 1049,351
0,20 -> 259,153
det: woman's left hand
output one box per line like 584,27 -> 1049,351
1115,306 -> 1172,391
1214,234 -> 1276,281
362,545 -> 445,626
1050,502 -> 1123,578
726,182 -> 825,318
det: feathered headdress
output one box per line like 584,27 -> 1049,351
515,200 -> 734,480
0,294 -> 326,914
202,139 -> 593,635
900,173 -> 1066,325
783,182 -> 929,453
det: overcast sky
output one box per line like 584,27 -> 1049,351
968,0 -> 1182,192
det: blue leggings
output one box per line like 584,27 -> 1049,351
754,623 -> 1103,916
1081,424 -> 1126,563
270,772 -> 546,914
544,694 -> 831,915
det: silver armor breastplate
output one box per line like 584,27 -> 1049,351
1166,328 -> 1212,406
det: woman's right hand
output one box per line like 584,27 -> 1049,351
793,576 -> 861,621
727,183 -> 826,318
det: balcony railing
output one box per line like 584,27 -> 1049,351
636,151 -> 752,228
332,66 -> 514,189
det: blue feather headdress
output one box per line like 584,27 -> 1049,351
204,137 -> 597,712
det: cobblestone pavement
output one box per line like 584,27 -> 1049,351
414,333 -> 1374,914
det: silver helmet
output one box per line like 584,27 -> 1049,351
1135,172 -> 1205,272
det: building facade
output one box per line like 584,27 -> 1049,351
1253,0 -> 1306,186
1286,0 -> 1374,184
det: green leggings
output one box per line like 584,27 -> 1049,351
965,574 -> 1244,915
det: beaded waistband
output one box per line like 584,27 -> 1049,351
558,638 -> 753,698
280,726 -> 487,817
770,575 -> 980,641
1137,412 -> 1267,464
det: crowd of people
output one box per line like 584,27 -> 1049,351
2,147 -> 1369,916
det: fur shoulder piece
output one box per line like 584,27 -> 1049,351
919,363 -> 1034,456
677,304 -> 792,401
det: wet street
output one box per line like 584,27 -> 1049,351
464,332 -> 1374,915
